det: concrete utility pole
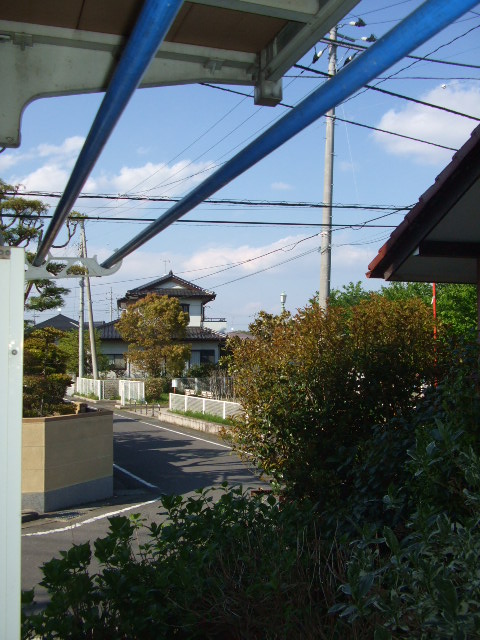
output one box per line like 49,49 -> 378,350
78,260 -> 85,379
80,223 -> 99,380
319,26 -> 337,310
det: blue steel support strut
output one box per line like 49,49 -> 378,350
101,0 -> 477,270
33,0 -> 184,267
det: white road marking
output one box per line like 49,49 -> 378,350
23,412 -> 242,537
22,497 -> 163,537
113,463 -> 158,489
114,412 -> 232,449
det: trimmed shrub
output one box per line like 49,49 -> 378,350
23,373 -> 72,417
228,297 -> 441,502
145,377 -> 171,402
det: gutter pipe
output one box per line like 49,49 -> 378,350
33,0 -> 184,266
101,0 -> 477,270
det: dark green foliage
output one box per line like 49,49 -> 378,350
329,280 -> 477,342
0,180 -> 78,311
22,487 -> 358,640
23,373 -> 73,417
22,333 -> 480,638
187,362 -> 217,378
23,327 -> 72,416
57,329 -> 109,374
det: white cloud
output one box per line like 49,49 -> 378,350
0,152 -> 22,172
183,234 -> 320,277
37,136 -> 84,158
87,159 -> 216,197
373,83 -> 480,165
8,136 -> 85,190
13,164 -> 71,191
271,181 -> 293,191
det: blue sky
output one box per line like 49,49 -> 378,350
3,0 -> 480,329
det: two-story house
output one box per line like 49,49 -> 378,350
98,271 -> 227,373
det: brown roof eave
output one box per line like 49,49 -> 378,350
367,123 -> 480,280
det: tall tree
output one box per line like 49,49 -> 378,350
328,280 -> 476,341
0,180 -> 79,311
116,294 -> 191,378
57,329 -> 109,375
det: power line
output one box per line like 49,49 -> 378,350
316,36 -> 480,69
200,82 -> 459,151
2,212 -> 397,228
6,192 -> 410,211
294,64 -> 480,122
342,22 -> 480,105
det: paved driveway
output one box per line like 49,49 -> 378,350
22,407 -> 265,601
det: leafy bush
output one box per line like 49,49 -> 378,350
22,334 -> 480,639
23,327 -> 72,416
23,373 -> 72,417
145,377 -> 171,402
187,362 -> 216,378
228,297 -> 441,501
22,486 -> 362,640
330,341 -> 480,638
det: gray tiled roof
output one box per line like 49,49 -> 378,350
98,320 -> 226,343
31,313 -> 78,332
118,271 -> 216,307
98,320 -> 122,340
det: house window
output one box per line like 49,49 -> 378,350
107,354 -> 125,369
200,350 -> 215,364
190,350 -> 215,366
181,304 -> 190,319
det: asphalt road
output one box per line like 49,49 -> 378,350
22,407 -> 265,602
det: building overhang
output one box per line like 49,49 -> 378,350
0,0 -> 358,147
367,124 -> 480,285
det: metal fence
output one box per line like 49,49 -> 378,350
169,393 -> 243,419
75,377 -> 104,399
119,380 -> 145,405
75,377 -> 145,404
172,375 -> 236,400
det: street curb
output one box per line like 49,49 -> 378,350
117,405 -> 227,436
22,510 -> 40,523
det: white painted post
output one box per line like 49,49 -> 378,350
0,247 -> 24,640
223,402 -> 226,420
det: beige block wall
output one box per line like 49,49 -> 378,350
22,409 -> 113,495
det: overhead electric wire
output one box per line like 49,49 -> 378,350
341,21 -> 480,105
201,82 -> 460,151
294,64 -> 480,122
316,36 -> 480,69
2,212 -> 398,228
286,73 -> 480,81
125,91 -> 253,195
7,191 -> 409,211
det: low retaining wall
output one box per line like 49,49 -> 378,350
22,409 -> 113,513
158,408 -> 228,435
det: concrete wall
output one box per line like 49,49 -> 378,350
22,409 -> 113,513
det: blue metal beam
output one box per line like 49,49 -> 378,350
33,0 -> 184,266
101,0 -> 477,270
